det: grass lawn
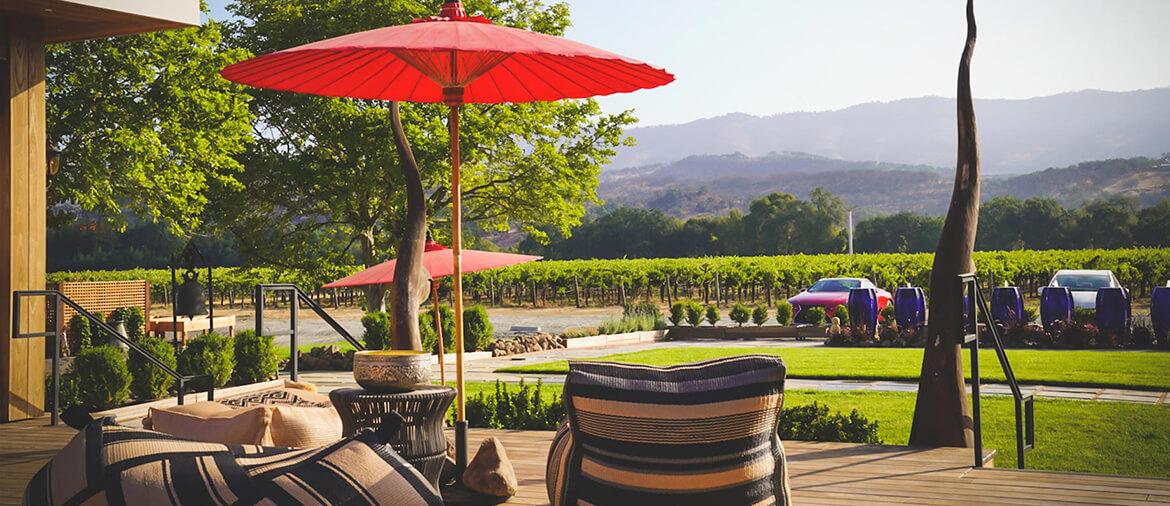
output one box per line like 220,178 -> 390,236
496,347 -> 1170,391
274,341 -> 359,360
450,380 -> 1170,478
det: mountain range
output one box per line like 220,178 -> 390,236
608,88 -> 1170,176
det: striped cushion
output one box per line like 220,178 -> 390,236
24,417 -> 442,506
549,354 -> 790,506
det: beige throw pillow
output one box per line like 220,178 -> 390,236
148,404 -> 272,445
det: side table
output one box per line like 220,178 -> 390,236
329,386 -> 456,489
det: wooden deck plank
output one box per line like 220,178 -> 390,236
3,419 -> 1170,506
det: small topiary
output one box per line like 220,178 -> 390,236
794,306 -> 827,325
110,306 -> 145,341
729,303 -> 750,327
69,346 -> 130,410
69,314 -> 93,353
668,301 -> 686,326
775,301 -> 793,325
464,305 -> 494,352
178,332 -> 235,387
128,337 -> 177,400
705,305 -> 720,326
751,306 -> 769,326
233,329 -> 278,383
834,304 -> 850,325
685,300 -> 704,327
777,402 -> 881,444
360,312 -> 393,350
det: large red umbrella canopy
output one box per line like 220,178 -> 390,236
219,3 -> 673,104
321,240 -> 541,288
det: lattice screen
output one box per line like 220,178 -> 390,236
51,280 -> 151,330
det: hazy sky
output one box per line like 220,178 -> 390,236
204,0 -> 1170,127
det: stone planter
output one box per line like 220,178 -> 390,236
352,350 -> 432,393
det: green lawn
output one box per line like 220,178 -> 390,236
274,341 -> 359,360
495,347 -> 1170,391
447,380 -> 1170,478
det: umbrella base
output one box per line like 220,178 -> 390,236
455,420 -> 469,473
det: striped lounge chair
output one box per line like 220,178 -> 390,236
23,417 -> 442,506
547,354 -> 791,506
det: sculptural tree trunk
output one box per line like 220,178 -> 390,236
388,101 -> 430,351
909,0 -> 979,448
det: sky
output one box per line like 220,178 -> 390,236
204,0 -> 1170,127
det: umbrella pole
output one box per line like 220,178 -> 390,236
449,101 -> 469,475
433,279 -> 445,384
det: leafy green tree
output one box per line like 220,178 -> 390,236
218,0 -> 636,318
46,19 -> 253,232
729,304 -> 750,327
741,189 -> 845,255
856,211 -> 943,253
1135,199 -> 1170,248
975,196 -> 1024,250
1017,198 -> 1075,250
1075,196 -> 1139,249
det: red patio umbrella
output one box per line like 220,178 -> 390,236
322,238 -> 541,384
220,1 -> 672,470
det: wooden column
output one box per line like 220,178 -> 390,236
1,16 -> 47,422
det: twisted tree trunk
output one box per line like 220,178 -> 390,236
388,101 -> 430,351
909,0 -> 979,448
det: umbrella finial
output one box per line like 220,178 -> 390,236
439,2 -> 466,19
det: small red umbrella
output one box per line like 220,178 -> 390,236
322,238 -> 541,385
221,1 -> 672,470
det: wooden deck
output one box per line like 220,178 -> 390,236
3,418 -> 1169,505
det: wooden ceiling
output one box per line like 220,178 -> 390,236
0,0 -> 199,43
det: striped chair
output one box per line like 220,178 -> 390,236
547,354 -> 791,506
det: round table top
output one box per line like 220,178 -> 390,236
329,385 -> 456,400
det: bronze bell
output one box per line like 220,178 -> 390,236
175,269 -> 207,317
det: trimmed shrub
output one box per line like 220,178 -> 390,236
879,304 -> 896,324
834,304 -> 850,325
685,300 -> 704,327
794,306 -> 827,325
45,371 -> 80,413
418,306 -> 457,354
69,314 -> 93,353
464,305 -> 494,352
777,402 -> 881,444
623,302 -> 661,321
456,380 -> 564,431
233,329 -> 278,383
560,327 -> 599,339
729,303 -> 750,327
110,306 -> 145,341
1132,325 -> 1153,348
598,313 -> 664,335
69,346 -> 130,410
418,312 -> 438,354
178,333 -> 235,387
1072,307 -> 1096,326
775,301 -> 793,325
668,302 -> 686,326
128,337 -> 177,400
705,305 -> 720,326
751,306 -> 769,326
1022,306 -> 1039,325
361,312 -> 393,350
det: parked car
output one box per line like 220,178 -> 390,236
1043,269 -> 1121,309
786,278 -> 892,320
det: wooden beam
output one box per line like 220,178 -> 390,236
1,15 -> 46,422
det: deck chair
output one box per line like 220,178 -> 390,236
546,354 -> 791,506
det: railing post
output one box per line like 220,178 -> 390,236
177,377 -> 186,406
255,285 -> 264,337
51,294 -> 61,426
290,289 -> 299,382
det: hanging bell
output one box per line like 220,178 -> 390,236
175,269 -> 207,317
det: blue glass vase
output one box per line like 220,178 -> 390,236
991,287 -> 1025,326
1095,287 -> 1130,345
894,287 -> 925,331
1040,287 -> 1073,333
1151,287 -> 1170,343
848,288 -> 878,340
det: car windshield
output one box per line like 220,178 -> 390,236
1052,274 -> 1112,291
808,279 -> 861,292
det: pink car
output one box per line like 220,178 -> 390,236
787,278 -> 892,320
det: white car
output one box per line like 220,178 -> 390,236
1044,269 -> 1121,309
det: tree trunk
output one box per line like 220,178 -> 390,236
359,230 -> 388,314
910,0 -> 980,448
388,101 -> 430,352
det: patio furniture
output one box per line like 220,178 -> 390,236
330,385 -> 457,489
148,314 -> 236,345
547,355 -> 791,506
24,417 -> 442,506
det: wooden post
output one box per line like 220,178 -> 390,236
715,272 -> 722,307
1,16 -> 47,421
573,275 -> 582,308
531,280 -> 538,308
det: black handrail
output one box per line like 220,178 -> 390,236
957,274 -> 1035,469
12,290 -> 214,426
254,284 -> 364,382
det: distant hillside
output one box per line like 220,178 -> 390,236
598,154 -> 1170,219
610,88 -> 1170,175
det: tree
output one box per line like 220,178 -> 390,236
975,196 -> 1024,250
741,189 -> 845,255
218,0 -> 636,318
1135,199 -> 1170,248
855,212 -> 943,253
1075,196 -> 1139,249
46,19 -> 254,233
910,0 -> 979,448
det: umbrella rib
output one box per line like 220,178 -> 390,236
233,50 -> 364,90
373,59 -> 417,99
302,49 -> 388,96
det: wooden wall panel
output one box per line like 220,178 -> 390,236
1,16 -> 46,422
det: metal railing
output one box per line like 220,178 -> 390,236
957,273 -> 1035,469
254,284 -> 364,382
12,290 -> 214,426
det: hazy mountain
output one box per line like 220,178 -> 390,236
610,88 -> 1170,175
598,153 -> 1170,219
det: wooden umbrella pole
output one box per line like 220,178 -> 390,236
433,279 -> 445,384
